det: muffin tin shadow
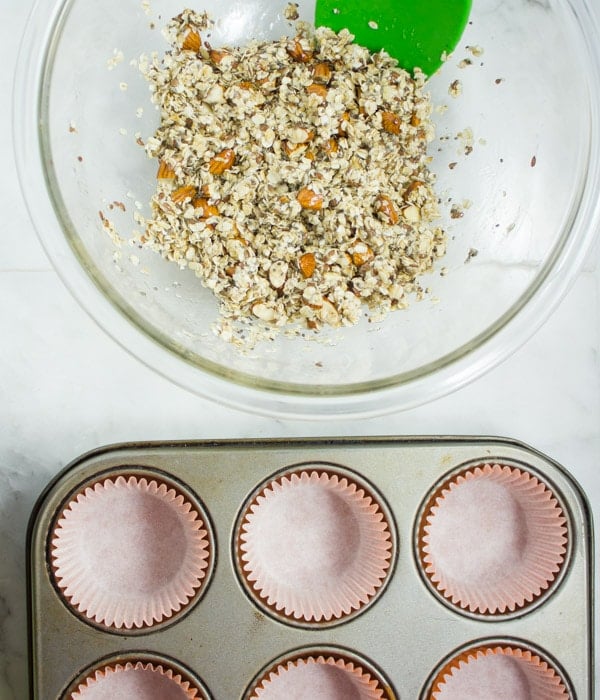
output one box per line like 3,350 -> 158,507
27,437 -> 593,699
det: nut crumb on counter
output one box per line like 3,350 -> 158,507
466,44 -> 484,57
139,9 -> 446,342
450,205 -> 464,219
284,2 -> 299,20
448,79 -> 462,98
465,247 -> 478,263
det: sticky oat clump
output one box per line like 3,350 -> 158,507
140,9 -> 446,338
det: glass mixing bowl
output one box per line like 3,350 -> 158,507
14,0 -> 600,418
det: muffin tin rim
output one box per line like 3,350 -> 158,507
231,460 -> 400,630
412,456 -> 575,622
46,464 -> 218,637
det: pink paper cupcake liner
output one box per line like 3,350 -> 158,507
418,463 -> 568,615
237,469 -> 394,623
249,654 -> 387,700
429,644 -> 570,699
69,660 -> 206,699
51,474 -> 212,629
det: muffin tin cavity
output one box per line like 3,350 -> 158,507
234,466 -> 396,626
424,640 -> 571,699
62,653 -> 211,700
244,647 -> 391,700
416,463 -> 570,618
28,439 -> 592,699
49,470 -> 215,632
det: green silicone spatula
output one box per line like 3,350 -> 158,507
314,0 -> 472,76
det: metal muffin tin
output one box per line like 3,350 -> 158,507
27,436 -> 594,699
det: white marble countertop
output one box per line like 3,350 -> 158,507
2,2 -> 599,698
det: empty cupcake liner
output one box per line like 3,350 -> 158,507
238,469 -> 394,623
429,644 -> 570,699
51,474 -> 212,629
418,463 -> 568,615
69,660 -> 206,699
248,654 -> 386,700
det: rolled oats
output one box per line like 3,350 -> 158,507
140,9 -> 446,341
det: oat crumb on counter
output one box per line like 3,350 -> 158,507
107,49 -> 125,70
466,45 -> 484,57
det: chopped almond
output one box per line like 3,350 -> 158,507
171,185 -> 197,204
351,242 -> 375,266
209,49 -> 230,64
297,188 -> 324,210
156,160 -> 176,179
299,252 -> 316,278
182,30 -> 201,52
404,180 -> 425,197
208,148 -> 235,175
376,195 -> 399,224
192,198 -> 219,218
286,38 -> 313,63
282,141 -> 306,157
402,204 -> 421,222
323,137 -> 339,155
307,83 -> 328,99
381,111 -> 401,135
288,126 -> 314,144
313,63 -> 332,84
338,112 -> 351,135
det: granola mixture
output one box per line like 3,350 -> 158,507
140,9 -> 446,339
